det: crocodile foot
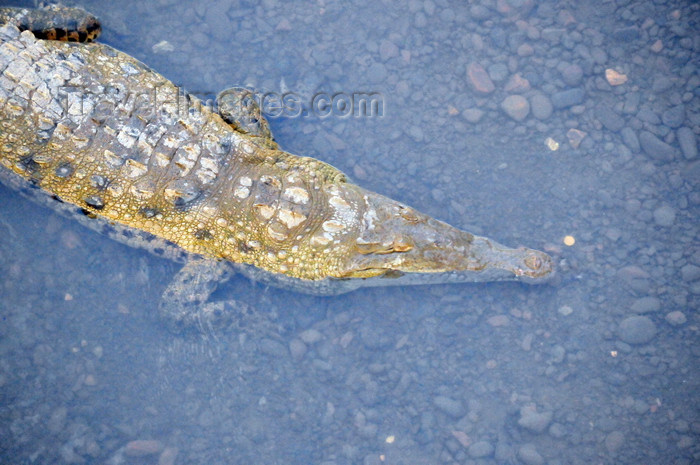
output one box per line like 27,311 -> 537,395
159,257 -> 277,334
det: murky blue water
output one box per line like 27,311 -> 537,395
1,0 -> 698,464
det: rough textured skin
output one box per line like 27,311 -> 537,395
0,7 -> 553,328
0,6 -> 101,42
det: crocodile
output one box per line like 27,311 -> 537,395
0,6 -> 554,329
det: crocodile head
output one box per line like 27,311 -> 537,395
333,190 -> 554,286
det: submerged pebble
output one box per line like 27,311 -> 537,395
677,127 -> 698,159
501,95 -> 530,121
653,205 -> 676,226
433,395 -> 465,418
665,311 -> 686,326
518,406 -> 552,433
518,443 -> 544,465
468,440 -> 494,458
618,316 -> 657,345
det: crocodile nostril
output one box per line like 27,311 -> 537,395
524,254 -> 542,271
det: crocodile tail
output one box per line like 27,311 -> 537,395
0,5 -> 101,42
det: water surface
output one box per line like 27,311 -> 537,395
0,1 -> 697,464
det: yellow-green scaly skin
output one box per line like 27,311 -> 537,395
0,19 -> 364,279
0,7 -> 553,328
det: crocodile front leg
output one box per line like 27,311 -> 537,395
159,258 -> 245,332
159,259 -> 282,335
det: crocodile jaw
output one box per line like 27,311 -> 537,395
335,190 -> 554,285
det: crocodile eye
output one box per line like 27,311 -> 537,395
524,254 -> 542,271
355,236 -> 413,255
399,208 -> 420,224
391,236 -> 413,252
